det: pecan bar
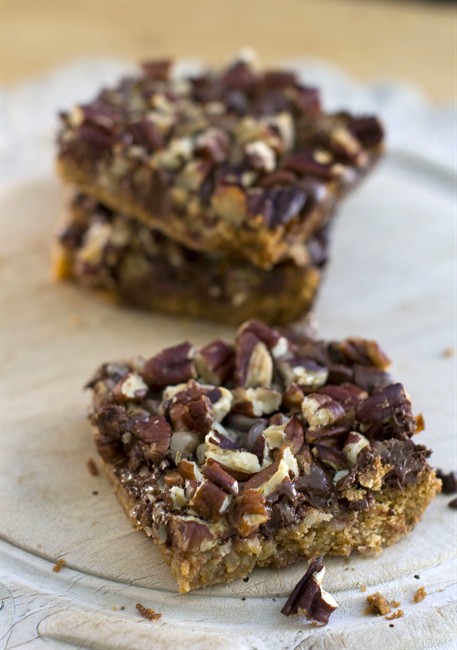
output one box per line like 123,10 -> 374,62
57,50 -> 384,270
54,193 -> 327,325
87,320 -> 439,592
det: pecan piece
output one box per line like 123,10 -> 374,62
234,331 -> 273,388
169,431 -> 200,463
228,490 -> 268,537
169,391 -> 214,435
194,340 -> 234,384
169,516 -> 215,552
284,415 -> 305,454
142,342 -> 195,390
189,480 -> 231,520
281,557 -> 338,625
278,358 -> 328,389
343,432 -> 370,466
202,460 -> 239,495
231,387 -> 282,417
356,383 -> 415,438
112,372 -> 149,402
302,393 -> 345,428
333,338 -> 390,370
133,415 -> 172,463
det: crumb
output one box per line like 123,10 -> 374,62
241,597 -> 246,601
448,497 -> 457,509
414,574 -> 420,579
360,584 -> 367,593
385,609 -> 404,620
86,457 -> 99,476
120,606 -> 125,610
243,576 -> 249,582
366,592 -> 391,616
442,347 -> 455,358
389,624 -> 394,628
92,490 -> 99,496
136,603 -> 162,621
390,600 -> 401,608
413,586 -> 427,603
52,558 -> 65,573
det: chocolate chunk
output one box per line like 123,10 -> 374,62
448,497 -> 457,509
375,439 -> 431,488
281,557 -> 338,625
436,469 -> 457,494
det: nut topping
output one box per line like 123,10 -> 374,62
189,480 -> 232,520
302,393 -> 345,428
228,490 -> 268,537
142,342 -> 195,390
281,557 -> 338,625
231,387 -> 282,417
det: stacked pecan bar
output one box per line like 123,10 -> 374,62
87,320 -> 439,592
55,51 -> 384,324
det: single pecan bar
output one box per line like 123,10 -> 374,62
54,193 -> 327,325
87,320 -> 439,592
57,50 -> 384,270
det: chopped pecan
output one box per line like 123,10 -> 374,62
177,459 -> 203,481
195,127 -> 230,163
128,119 -> 164,152
278,357 -> 328,389
282,383 -> 305,411
305,423 -> 349,445
343,432 -> 370,466
228,490 -> 268,537
164,470 -> 185,488
112,372 -> 149,402
202,460 -> 239,495
356,383 -> 415,438
133,415 -> 172,463
142,342 -> 195,390
234,331 -> 273,388
169,431 -> 200,463
231,387 -> 282,417
168,390 -> 214,435
334,338 -> 390,370
169,516 -> 215,552
353,365 -> 392,393
194,340 -> 234,384
302,394 -> 345,428
313,444 -> 348,471
93,404 -> 129,440
243,458 -> 291,497
204,438 -> 262,475
284,416 -> 305,454
189,480 -> 231,520
245,140 -> 276,172
281,557 -> 338,625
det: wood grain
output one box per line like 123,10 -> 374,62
2,0 -> 456,101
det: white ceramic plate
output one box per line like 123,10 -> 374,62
1,61 -> 456,649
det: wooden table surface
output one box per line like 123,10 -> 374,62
2,0 -> 456,102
